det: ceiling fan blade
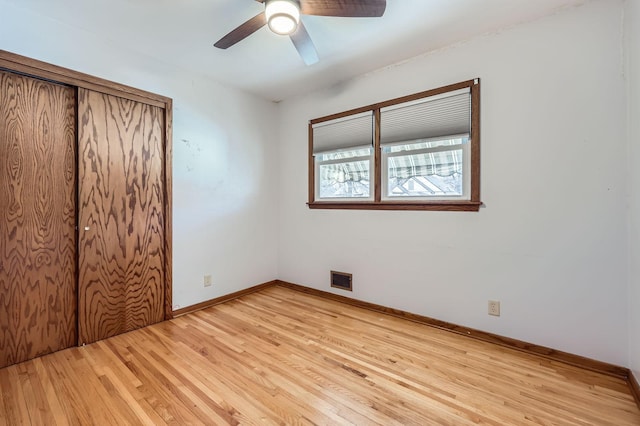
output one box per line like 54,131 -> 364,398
290,21 -> 319,66
300,0 -> 386,17
214,12 -> 266,49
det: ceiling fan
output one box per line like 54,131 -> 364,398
214,0 -> 387,66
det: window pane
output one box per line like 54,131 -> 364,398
317,147 -> 371,161
387,149 -> 463,197
385,136 -> 468,153
319,160 -> 370,198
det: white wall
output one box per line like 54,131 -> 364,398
626,0 -> 640,378
277,1 -> 629,365
0,1 -> 280,310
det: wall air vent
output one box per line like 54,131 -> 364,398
330,271 -> 352,291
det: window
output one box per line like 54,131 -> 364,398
382,136 -> 468,199
316,147 -> 373,199
308,79 -> 481,211
312,111 -> 374,200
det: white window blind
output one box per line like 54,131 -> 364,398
380,88 -> 471,146
312,111 -> 373,154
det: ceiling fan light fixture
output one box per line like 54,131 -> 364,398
265,0 -> 300,35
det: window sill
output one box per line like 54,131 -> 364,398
307,201 -> 482,212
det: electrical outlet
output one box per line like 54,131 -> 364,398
204,274 -> 212,287
488,300 -> 500,316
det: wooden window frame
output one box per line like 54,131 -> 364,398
308,79 -> 481,212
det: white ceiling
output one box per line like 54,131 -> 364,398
13,0 -> 587,101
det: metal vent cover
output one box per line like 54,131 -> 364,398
330,271 -> 352,291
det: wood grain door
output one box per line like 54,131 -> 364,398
0,71 -> 77,368
77,88 -> 165,345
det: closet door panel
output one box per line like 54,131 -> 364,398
0,71 -> 77,368
77,88 -> 165,345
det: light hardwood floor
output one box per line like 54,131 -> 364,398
0,285 -> 638,425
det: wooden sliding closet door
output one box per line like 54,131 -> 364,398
0,71 -> 77,368
77,88 -> 165,345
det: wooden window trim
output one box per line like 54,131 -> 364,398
308,201 -> 482,212
308,79 -> 481,212
373,108 -> 382,203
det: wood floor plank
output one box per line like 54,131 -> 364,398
30,358 -> 69,426
6,366 -> 30,425
0,285 -> 638,425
